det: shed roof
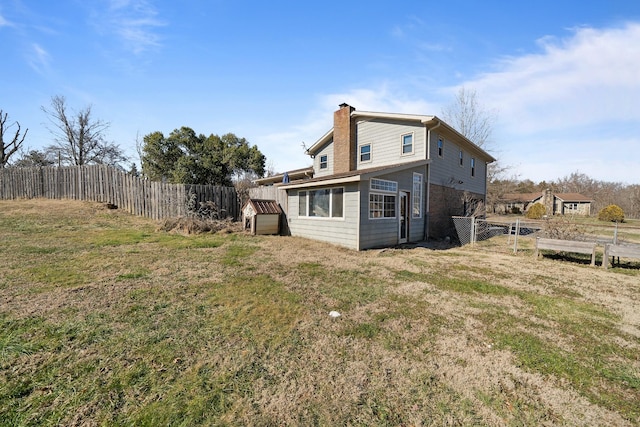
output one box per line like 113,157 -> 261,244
243,199 -> 282,215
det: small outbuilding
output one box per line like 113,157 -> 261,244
242,199 -> 283,235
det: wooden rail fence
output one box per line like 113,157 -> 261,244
0,165 -> 240,221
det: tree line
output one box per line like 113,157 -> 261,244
0,96 -> 265,187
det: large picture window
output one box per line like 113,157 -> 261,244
298,187 -> 344,218
412,173 -> 423,218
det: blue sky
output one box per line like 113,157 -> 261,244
2,0 -> 639,184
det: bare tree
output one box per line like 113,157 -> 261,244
42,95 -> 126,166
441,87 -> 497,150
442,87 -> 509,211
0,110 -> 28,168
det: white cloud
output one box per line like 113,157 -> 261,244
466,23 -> 640,133
447,22 -> 640,183
99,0 -> 166,54
27,43 -> 51,74
0,13 -> 13,27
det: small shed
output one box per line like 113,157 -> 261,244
242,199 -> 283,235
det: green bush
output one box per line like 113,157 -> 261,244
598,204 -> 625,222
526,202 -> 546,219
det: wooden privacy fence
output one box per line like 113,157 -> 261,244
0,165 -> 240,221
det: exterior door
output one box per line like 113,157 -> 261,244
399,191 -> 409,244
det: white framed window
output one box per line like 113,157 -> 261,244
369,193 -> 396,219
360,144 -> 371,163
401,133 -> 414,155
412,173 -> 423,218
437,138 -> 444,157
298,187 -> 344,218
370,178 -> 397,193
459,150 -> 464,167
470,157 -> 476,177
298,191 -> 307,216
320,155 -> 328,169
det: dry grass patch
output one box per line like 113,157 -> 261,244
1,199 -> 639,426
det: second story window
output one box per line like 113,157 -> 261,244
320,155 -> 328,169
360,144 -> 371,162
401,133 -> 413,155
471,157 -> 476,177
459,150 -> 464,167
437,138 -> 443,157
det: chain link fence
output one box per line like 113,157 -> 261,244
453,216 -> 640,253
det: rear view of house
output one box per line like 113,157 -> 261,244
256,103 -> 495,250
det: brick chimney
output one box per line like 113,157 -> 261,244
333,103 -> 356,173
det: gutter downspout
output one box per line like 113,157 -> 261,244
423,119 -> 441,241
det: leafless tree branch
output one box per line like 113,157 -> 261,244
0,110 -> 29,168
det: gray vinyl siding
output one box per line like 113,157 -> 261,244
356,120 -> 426,169
313,140 -> 334,177
358,166 -> 427,249
429,132 -> 487,195
287,184 -> 359,250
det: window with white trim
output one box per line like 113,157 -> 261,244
459,150 -> 464,167
412,173 -> 423,218
369,178 -> 397,219
369,194 -> 396,219
298,187 -> 344,218
370,178 -> 397,193
401,133 -> 413,155
470,157 -> 476,177
437,138 -> 444,157
360,144 -> 371,162
298,191 -> 307,216
319,155 -> 328,169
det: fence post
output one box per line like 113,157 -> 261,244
513,219 -> 520,254
470,217 -> 476,245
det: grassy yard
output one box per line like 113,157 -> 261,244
1,200 -> 639,426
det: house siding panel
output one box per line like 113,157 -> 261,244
356,120 -> 426,169
287,184 -> 359,249
429,132 -> 486,195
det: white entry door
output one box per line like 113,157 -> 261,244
399,191 -> 409,244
